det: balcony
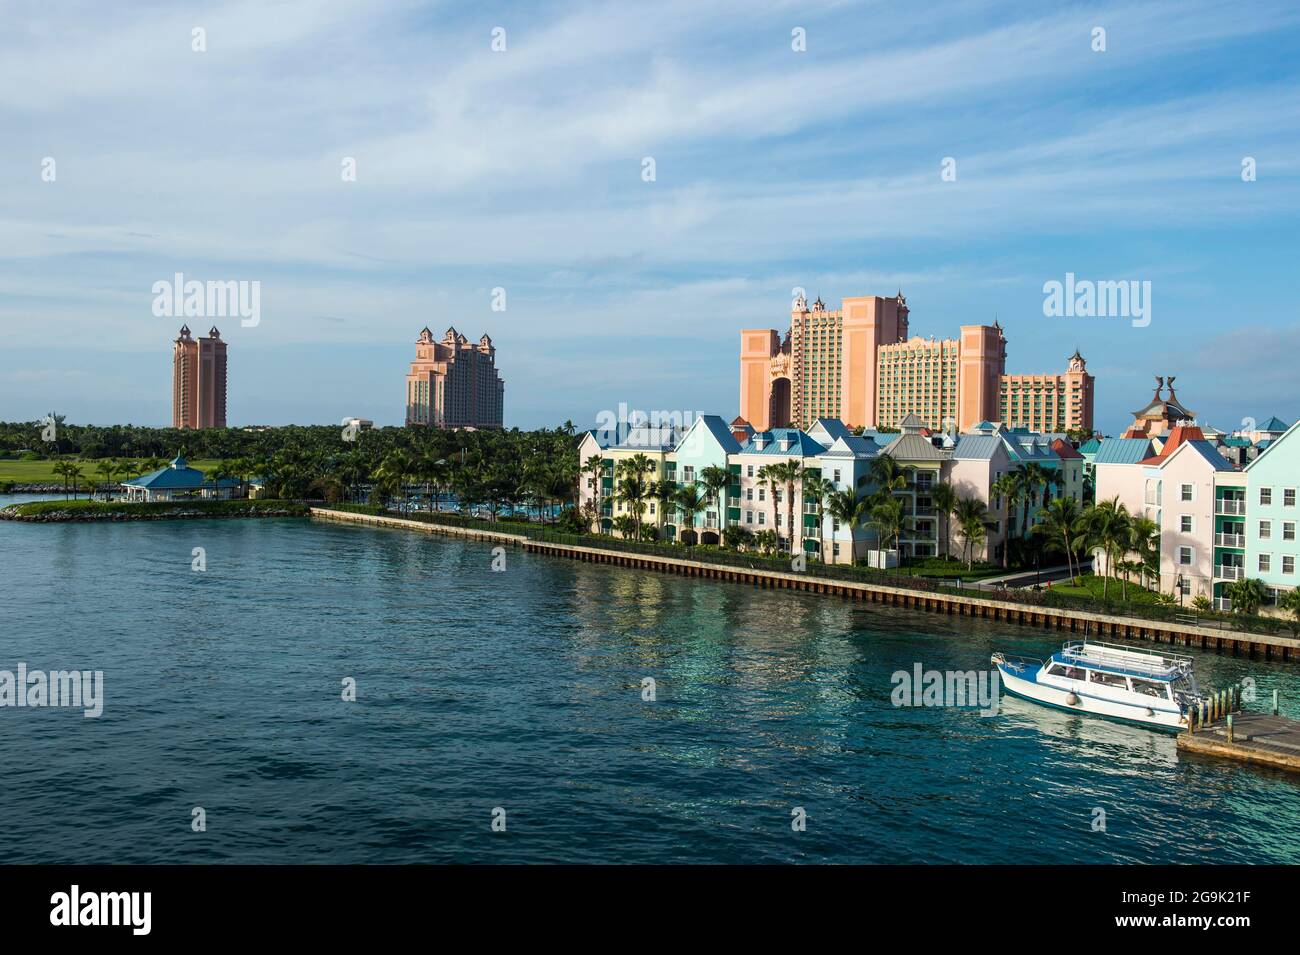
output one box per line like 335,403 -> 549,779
1215,498 -> 1246,516
1215,532 -> 1245,548
1214,564 -> 1243,581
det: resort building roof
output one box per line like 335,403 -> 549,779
1093,437 -> 1156,465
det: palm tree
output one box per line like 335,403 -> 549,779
207,460 -> 234,500
94,459 -> 120,500
582,454 -> 606,531
753,529 -> 779,556
1016,463 -> 1052,539
990,474 -> 1020,567
757,463 -> 782,544
929,481 -> 959,562
673,483 -> 708,546
698,464 -> 731,542
826,488 -> 869,564
1128,515 -> 1160,595
1087,496 -> 1132,600
650,479 -> 677,540
953,496 -> 989,570
762,459 -> 804,554
615,454 -> 656,539
801,471 -> 835,562
1225,577 -> 1269,616
868,495 -> 907,562
63,461 -> 85,500
374,450 -> 413,513
1032,496 -> 1085,580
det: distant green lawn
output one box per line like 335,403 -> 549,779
0,458 -> 223,486
1050,573 -> 1166,605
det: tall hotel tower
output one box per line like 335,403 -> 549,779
405,326 -> 505,429
740,292 -> 1092,433
172,325 -> 228,429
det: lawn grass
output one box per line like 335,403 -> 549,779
1049,572 -> 1166,605
0,458 -> 223,485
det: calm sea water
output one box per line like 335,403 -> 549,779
3,496 -> 1300,864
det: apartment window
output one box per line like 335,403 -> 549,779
758,513 -> 765,526
1178,578 -> 1191,596
776,514 -> 783,527
649,503 -> 655,515
746,465 -> 754,478
1259,554 -> 1272,573
832,519 -> 841,532
1286,522 -> 1297,542
833,469 -> 841,483
1260,520 -> 1272,540
1284,556 -> 1296,575
1178,546 -> 1192,566
758,489 -> 765,502
833,543 -> 841,557
1180,483 -> 1193,502
746,511 -> 754,524
1287,489 -> 1297,507
683,466 -> 696,482
1180,515 -> 1193,533
746,488 -> 753,501
1260,487 -> 1273,506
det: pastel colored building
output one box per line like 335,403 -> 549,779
878,415 -> 951,558
172,325 -> 228,429
1243,420 -> 1300,606
999,350 -> 1095,434
732,427 -> 827,551
740,291 -> 1091,434
671,414 -> 743,543
405,326 -> 504,429
815,430 -> 883,563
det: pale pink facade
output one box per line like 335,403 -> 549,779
405,326 -> 504,429
172,324 -> 227,429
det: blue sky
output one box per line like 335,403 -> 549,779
2,0 -> 1298,434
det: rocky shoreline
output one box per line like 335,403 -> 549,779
0,503 -> 310,522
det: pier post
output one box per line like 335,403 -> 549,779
1227,714 -> 1234,743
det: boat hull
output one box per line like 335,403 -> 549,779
996,662 -> 1185,734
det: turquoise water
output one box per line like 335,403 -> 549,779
3,499 -> 1300,864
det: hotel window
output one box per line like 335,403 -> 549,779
758,513 -> 765,525
1260,520 -> 1272,540
746,511 -> 754,524
1287,489 -> 1297,507
1180,515 -> 1193,533
1180,484 -> 1193,502
1178,546 -> 1192,566
1260,487 -> 1273,506
746,488 -> 753,501
1286,522 -> 1296,541
746,465 -> 754,477
1285,556 -> 1296,575
1260,554 -> 1272,573
758,489 -> 765,502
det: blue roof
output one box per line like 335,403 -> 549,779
1255,439 -> 1274,450
1183,440 -> 1236,472
123,460 -> 241,489
1093,437 -> 1155,465
1078,437 -> 1102,454
690,414 -> 743,454
810,418 -> 853,442
1220,436 -> 1252,447
1258,415 -> 1290,432
737,428 -> 825,456
952,434 -> 1007,461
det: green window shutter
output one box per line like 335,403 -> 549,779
803,514 -> 818,528
727,507 -> 742,521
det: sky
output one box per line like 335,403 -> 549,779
1,0 -> 1298,435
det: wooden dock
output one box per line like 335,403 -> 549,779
1179,709 -> 1300,773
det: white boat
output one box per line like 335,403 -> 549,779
991,641 -> 1203,733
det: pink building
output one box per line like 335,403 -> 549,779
172,325 -> 227,429
405,326 -> 505,429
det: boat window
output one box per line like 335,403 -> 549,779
1050,665 -> 1085,680
1131,678 -> 1169,699
1087,670 -> 1129,688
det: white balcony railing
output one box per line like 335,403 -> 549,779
1215,532 -> 1245,548
1214,597 -> 1233,612
1215,498 -> 1246,516
1214,564 -> 1243,581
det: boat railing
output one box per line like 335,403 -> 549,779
991,651 -> 1042,675
1060,640 -> 1193,677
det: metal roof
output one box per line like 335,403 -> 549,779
1093,437 -> 1155,465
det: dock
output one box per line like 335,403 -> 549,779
1178,689 -> 1300,773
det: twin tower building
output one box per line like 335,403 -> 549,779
740,292 -> 1094,435
171,323 -> 506,430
